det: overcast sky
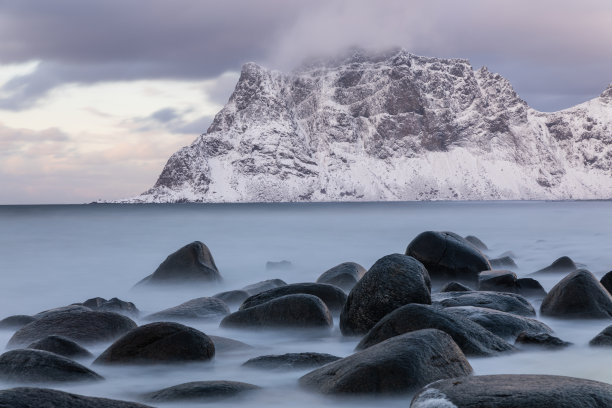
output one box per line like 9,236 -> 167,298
1,0 -> 611,204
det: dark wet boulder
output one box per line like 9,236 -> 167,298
144,297 -> 229,322
208,335 -> 252,352
316,262 -> 367,291
478,270 -> 519,293
531,255 -> 577,275
266,260 -> 292,270
221,294 -> 332,329
445,306 -> 553,340
410,374 -> 612,408
600,271 -> 612,295
540,269 -> 612,318
464,235 -> 488,250
94,322 -> 215,365
80,297 -> 139,317
489,255 -> 518,269
0,387 -> 153,408
515,332 -> 571,349
136,241 -> 221,286
340,254 -> 431,336
441,281 -> 472,292
243,352 -> 340,370
239,283 -> 347,314
517,277 -> 547,298
27,335 -> 92,358
589,325 -> 612,346
8,310 -> 137,347
299,329 -> 472,395
0,349 -> 102,383
432,291 -> 536,316
34,305 -> 92,319
356,303 -> 514,356
406,231 -> 491,284
213,290 -> 250,306
0,315 -> 35,330
242,279 -> 287,295
143,381 -> 260,402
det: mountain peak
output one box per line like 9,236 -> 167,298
601,83 -> 612,99
117,52 -> 612,204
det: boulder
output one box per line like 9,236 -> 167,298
432,291 -> 536,316
7,310 -> 137,347
464,235 -> 488,250
136,241 -> 221,286
0,349 -> 102,383
94,322 -> 215,365
489,255 -> 518,269
213,290 -> 250,306
445,306 -> 553,340
316,262 -> 367,291
540,269 -> 612,318
299,329 -> 472,395
600,271 -> 612,295
356,303 -> 514,356
516,277 -> 547,298
589,325 -> 612,347
440,281 -> 472,292
27,335 -> 92,358
340,254 -> 431,336
410,374 -> 612,408
143,381 -> 260,402
531,256 -> 577,275
33,305 -> 92,319
144,297 -> 229,322
0,315 -> 35,330
515,332 -> 571,349
0,387 -> 153,408
478,270 -> 519,293
406,231 -> 491,284
243,352 -> 340,370
208,335 -> 252,352
220,294 -> 332,329
239,283 -> 347,314
242,279 -> 287,295
80,297 -> 139,317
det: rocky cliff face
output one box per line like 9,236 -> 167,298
122,49 -> 612,202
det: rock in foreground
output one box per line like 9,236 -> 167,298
540,269 -> 612,318
243,352 -> 340,370
0,349 -> 102,383
143,381 -> 260,402
316,262 -> 367,291
27,335 -> 92,358
411,374 -> 612,408
144,297 -> 229,321
340,254 -> 431,336
239,283 -> 347,314
221,294 -> 332,329
0,387 -> 152,408
406,231 -> 491,284
590,325 -> 612,347
94,322 -> 215,365
356,303 -> 514,356
299,329 -> 472,394
136,241 -> 221,286
7,310 -> 137,347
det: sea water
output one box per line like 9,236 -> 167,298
0,201 -> 611,406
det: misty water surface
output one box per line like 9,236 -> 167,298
0,201 -> 611,406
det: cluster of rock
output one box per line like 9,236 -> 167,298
1,234 -> 612,407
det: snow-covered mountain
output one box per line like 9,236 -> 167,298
121,49 -> 612,203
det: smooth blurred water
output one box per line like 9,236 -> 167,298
0,201 -> 611,406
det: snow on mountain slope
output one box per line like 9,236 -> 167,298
119,49 -> 612,203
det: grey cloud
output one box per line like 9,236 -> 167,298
151,108 -> 180,124
130,108 -> 213,136
0,0 -> 611,111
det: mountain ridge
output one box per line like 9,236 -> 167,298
117,49 -> 612,203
